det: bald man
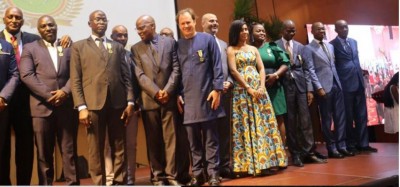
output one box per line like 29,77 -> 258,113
303,22 -> 353,159
159,27 -> 175,39
131,15 -> 180,186
276,20 -> 327,167
330,20 -> 377,153
110,25 -> 140,185
70,10 -> 134,185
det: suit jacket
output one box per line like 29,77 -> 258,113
216,38 -> 233,83
276,39 -> 311,93
0,39 -> 19,102
131,34 -> 180,110
19,39 -> 73,117
330,36 -> 364,92
70,37 -> 133,110
125,50 -> 140,101
303,40 -> 342,93
0,30 -> 41,47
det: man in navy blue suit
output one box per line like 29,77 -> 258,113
0,39 -> 19,185
303,22 -> 354,159
330,20 -> 377,153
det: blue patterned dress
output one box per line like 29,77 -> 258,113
231,50 -> 287,175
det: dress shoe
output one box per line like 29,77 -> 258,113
348,147 -> 361,154
338,149 -> 355,157
292,157 -> 304,167
314,151 -> 328,159
358,146 -> 378,153
220,168 -> 234,179
152,181 -> 165,186
167,179 -> 182,186
328,151 -> 344,159
305,155 -> 327,164
208,177 -> 220,186
187,177 -> 205,186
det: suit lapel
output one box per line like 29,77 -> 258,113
157,36 -> 164,67
312,40 -> 330,64
87,37 -> 105,60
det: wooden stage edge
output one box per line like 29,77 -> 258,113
54,142 -> 398,186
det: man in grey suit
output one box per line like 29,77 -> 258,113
70,10 -> 134,185
303,22 -> 354,159
19,16 -> 79,185
201,13 -> 233,179
0,38 -> 19,185
131,15 -> 180,186
330,20 -> 377,153
276,20 -> 327,167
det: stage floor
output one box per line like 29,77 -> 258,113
55,142 -> 399,186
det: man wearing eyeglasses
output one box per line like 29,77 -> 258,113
70,10 -> 134,185
131,15 -> 181,186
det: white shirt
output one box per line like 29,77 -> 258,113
43,40 -> 58,72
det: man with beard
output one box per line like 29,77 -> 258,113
201,13 -> 233,179
19,15 -> 79,185
0,7 -> 71,185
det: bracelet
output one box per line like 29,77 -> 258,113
273,73 -> 279,79
245,84 -> 251,90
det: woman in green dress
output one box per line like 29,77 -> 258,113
250,23 -> 289,146
227,20 -> 287,176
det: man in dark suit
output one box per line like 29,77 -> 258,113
70,10 -> 134,185
303,22 -> 354,159
110,25 -> 140,185
0,7 -> 39,184
276,20 -> 327,167
176,8 -> 225,186
330,20 -> 377,153
201,13 -> 233,179
0,39 -> 19,185
131,15 -> 180,186
0,7 -> 71,185
19,15 -> 79,185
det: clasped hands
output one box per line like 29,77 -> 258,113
47,90 -> 67,107
247,86 -> 266,99
0,97 -> 7,112
155,90 -> 169,104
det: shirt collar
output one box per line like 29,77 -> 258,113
281,37 -> 293,47
4,29 -> 21,41
91,35 -> 106,42
337,36 -> 348,43
43,39 -> 57,47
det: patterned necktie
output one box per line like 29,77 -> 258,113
10,36 -> 21,66
344,40 -> 352,54
285,41 -> 294,65
96,38 -> 107,58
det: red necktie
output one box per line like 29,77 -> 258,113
10,36 -> 21,67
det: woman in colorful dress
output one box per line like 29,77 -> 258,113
249,23 -> 290,146
227,20 -> 287,176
